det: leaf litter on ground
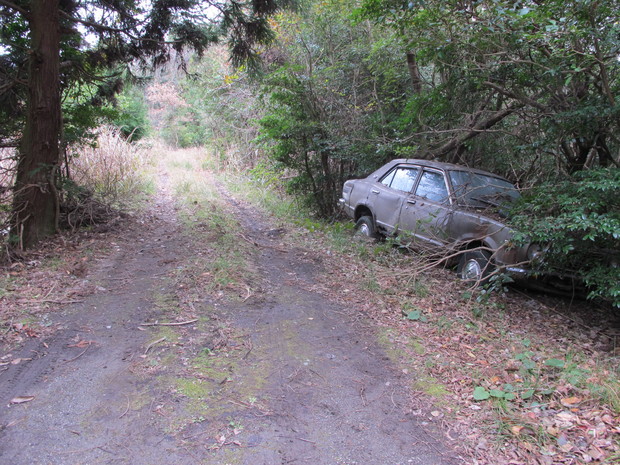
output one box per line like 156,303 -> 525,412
290,228 -> 620,465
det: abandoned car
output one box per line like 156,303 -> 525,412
339,159 -> 541,282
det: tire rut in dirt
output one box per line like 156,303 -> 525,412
213,188 -> 461,464
0,222 -> 199,465
226,252 -> 458,464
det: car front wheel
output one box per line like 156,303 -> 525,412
354,215 -> 380,240
457,250 -> 494,283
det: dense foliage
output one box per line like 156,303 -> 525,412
512,168 -> 620,307
357,0 -> 620,178
257,1 -> 412,215
250,0 -> 619,210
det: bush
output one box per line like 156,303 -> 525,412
68,126 -> 154,207
511,168 -> 620,307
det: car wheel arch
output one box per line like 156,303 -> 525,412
455,235 -> 499,256
354,205 -> 374,223
450,239 -> 491,266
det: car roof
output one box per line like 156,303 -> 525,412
389,158 -> 509,180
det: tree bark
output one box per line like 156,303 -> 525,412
11,0 -> 61,249
406,52 -> 423,94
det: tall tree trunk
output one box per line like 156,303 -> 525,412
11,0 -> 61,249
406,52 -> 423,94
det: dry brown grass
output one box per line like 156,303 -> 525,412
69,126 -> 154,208
0,148 -> 16,233
0,127 -> 153,243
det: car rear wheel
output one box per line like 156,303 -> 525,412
354,216 -> 380,240
457,250 -> 494,283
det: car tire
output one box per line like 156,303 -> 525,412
354,216 -> 380,240
457,250 -> 494,283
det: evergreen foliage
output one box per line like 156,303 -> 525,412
512,168 -> 620,307
257,1 -> 412,215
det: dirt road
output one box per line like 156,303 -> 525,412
0,170 -> 462,464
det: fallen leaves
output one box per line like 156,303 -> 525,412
304,233 -> 620,465
8,323 -> 40,338
0,357 -> 32,367
0,229 -> 115,347
560,396 -> 582,407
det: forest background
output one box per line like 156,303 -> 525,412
0,0 -> 619,308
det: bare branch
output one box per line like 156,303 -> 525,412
432,103 -> 523,158
482,81 -> 549,113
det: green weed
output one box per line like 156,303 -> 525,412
414,376 -> 450,401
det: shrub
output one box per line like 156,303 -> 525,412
68,126 -> 153,207
511,168 -> 620,308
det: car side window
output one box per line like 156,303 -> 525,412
380,167 -> 419,192
415,170 -> 449,203
380,169 -> 396,188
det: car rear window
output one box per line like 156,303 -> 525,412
449,170 -> 519,207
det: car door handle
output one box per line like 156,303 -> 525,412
406,199 -> 416,205
371,189 -> 380,194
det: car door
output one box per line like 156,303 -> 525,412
368,165 -> 420,235
397,169 -> 453,246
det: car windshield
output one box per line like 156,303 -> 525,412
449,170 -> 519,208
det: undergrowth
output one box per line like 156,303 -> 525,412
70,126 -> 155,210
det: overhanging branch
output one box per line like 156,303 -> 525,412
431,103 -> 523,158
0,0 -> 28,17
483,81 -> 549,113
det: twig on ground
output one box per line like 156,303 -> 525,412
139,319 -> 198,327
242,285 -> 252,302
227,399 -> 272,416
58,445 -> 112,455
2,318 -> 13,336
360,384 -> 368,407
119,395 -> 130,419
64,346 -> 90,363
5,417 -> 26,428
277,435 -> 316,445
242,337 -> 253,360
228,399 -> 251,409
237,232 -> 287,252
17,299 -> 85,305
43,282 -> 57,299
144,337 -> 166,354
309,368 -> 326,382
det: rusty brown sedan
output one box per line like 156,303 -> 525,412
339,159 -> 541,282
